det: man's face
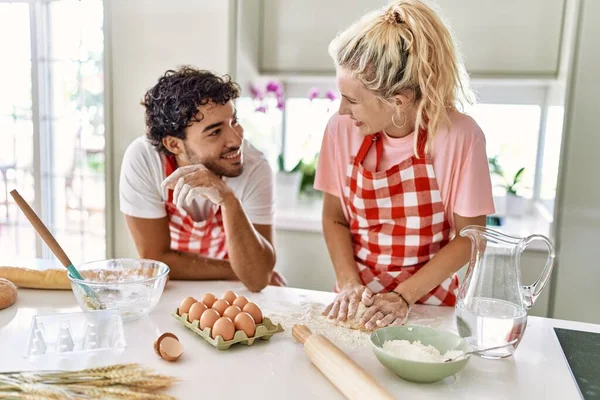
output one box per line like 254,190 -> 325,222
181,100 -> 244,177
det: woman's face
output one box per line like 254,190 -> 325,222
336,67 -> 396,136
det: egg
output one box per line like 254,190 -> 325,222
199,309 -> 221,330
234,312 -> 256,337
212,299 -> 230,316
232,296 -> 249,309
159,336 -> 184,362
222,290 -> 238,304
243,302 -> 263,324
178,297 -> 197,316
188,302 -> 208,322
211,317 -> 235,340
223,305 -> 242,320
201,293 -> 217,308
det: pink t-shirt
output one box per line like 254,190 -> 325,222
314,111 -> 495,230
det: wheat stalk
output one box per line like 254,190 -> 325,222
0,363 -> 179,399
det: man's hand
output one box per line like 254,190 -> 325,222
323,284 -> 372,322
360,291 -> 410,330
269,271 -> 287,287
161,165 -> 233,207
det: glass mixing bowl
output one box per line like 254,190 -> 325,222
68,259 -> 169,322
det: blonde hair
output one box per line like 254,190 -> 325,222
329,0 -> 473,155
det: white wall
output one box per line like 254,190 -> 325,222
234,0 -> 261,95
274,229 -> 336,292
551,0 -> 600,324
105,0 -> 235,258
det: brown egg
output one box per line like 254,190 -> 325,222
232,296 -> 249,309
234,312 -> 256,337
243,302 -> 263,324
153,332 -> 178,357
223,305 -> 242,320
211,317 -> 235,340
212,299 -> 230,316
201,293 -> 217,308
178,297 -> 197,316
188,302 -> 208,322
159,336 -> 184,362
199,309 -> 221,330
222,290 -> 237,304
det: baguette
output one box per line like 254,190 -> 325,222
0,267 -> 71,290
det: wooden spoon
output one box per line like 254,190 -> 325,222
9,189 -> 104,309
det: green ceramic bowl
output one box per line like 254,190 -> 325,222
370,325 -> 470,383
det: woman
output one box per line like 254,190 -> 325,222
314,0 -> 494,330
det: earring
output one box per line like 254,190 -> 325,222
392,110 -> 407,129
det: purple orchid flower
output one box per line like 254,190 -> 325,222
307,87 -> 320,101
325,90 -> 338,101
249,84 -> 264,101
255,105 -> 267,113
266,80 -> 283,95
276,95 -> 285,110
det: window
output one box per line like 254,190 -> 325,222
252,79 -> 564,221
283,98 -> 339,170
236,96 -> 282,169
0,0 -> 105,265
466,103 -> 542,198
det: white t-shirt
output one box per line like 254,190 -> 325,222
119,137 -> 274,225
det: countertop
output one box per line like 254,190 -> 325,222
0,281 -> 596,399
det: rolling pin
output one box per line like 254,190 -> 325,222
292,325 -> 395,400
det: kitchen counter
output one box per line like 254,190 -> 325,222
0,281 -> 596,399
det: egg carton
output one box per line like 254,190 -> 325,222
25,310 -> 126,358
172,309 -> 284,350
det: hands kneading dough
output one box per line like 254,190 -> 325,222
328,303 -> 369,330
161,165 -> 224,208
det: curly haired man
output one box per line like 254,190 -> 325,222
119,66 -> 285,291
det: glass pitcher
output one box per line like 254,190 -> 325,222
455,225 -> 555,359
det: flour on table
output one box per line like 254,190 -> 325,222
263,301 -> 370,350
263,300 -> 447,351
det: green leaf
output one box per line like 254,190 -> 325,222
513,167 -> 526,185
290,159 -> 303,173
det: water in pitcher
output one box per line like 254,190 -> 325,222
456,297 -> 527,359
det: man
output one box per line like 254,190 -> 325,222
119,66 -> 284,292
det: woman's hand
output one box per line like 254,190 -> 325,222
323,284 -> 372,321
360,291 -> 410,330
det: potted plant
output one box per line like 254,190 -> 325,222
488,157 -> 527,217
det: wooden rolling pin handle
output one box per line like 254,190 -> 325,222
292,324 -> 395,400
292,324 -> 312,344
9,189 -> 72,268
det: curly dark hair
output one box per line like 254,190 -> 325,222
141,66 -> 241,154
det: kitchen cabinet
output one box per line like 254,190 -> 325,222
261,0 -> 565,77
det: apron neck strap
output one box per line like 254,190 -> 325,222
355,127 -> 429,171
165,154 -> 178,203
356,133 -> 383,171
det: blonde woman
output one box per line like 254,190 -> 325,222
315,0 -> 494,330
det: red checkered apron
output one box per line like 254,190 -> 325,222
163,155 -> 228,259
343,129 -> 458,306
